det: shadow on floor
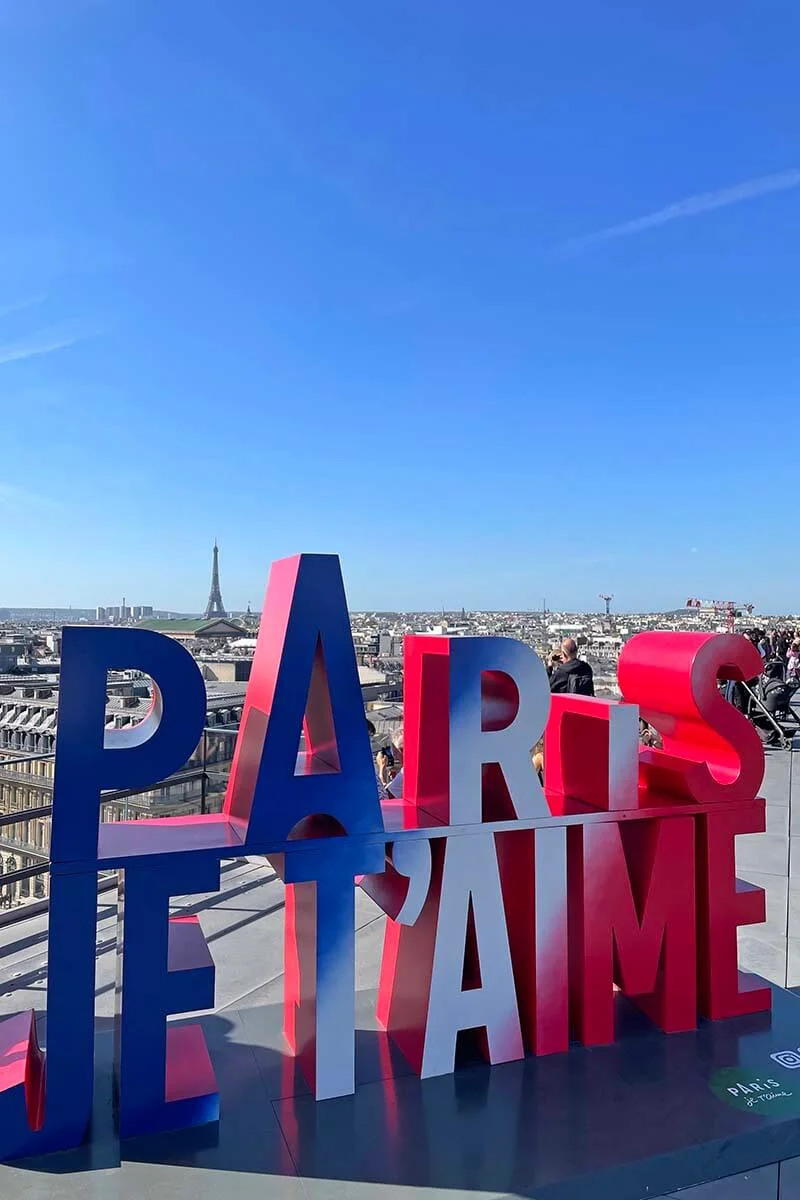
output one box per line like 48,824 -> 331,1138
10,990 -> 800,1200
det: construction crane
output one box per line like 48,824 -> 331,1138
599,593 -> 613,616
685,597 -> 754,635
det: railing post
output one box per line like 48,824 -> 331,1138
201,729 -> 208,815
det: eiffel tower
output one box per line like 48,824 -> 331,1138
203,541 -> 228,619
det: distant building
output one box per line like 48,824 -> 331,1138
352,631 -> 379,664
96,606 -> 107,622
358,665 -> 401,703
136,617 -> 246,644
44,632 -> 61,657
0,675 -> 247,907
0,638 -> 27,672
587,634 -> 622,660
196,657 -> 252,684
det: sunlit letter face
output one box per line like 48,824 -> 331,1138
224,554 -> 383,843
422,833 -> 523,1077
618,631 -> 765,804
375,833 -> 523,1078
449,638 -> 551,823
403,635 -> 550,825
279,840 -> 385,1099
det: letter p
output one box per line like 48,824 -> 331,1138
51,627 -> 207,865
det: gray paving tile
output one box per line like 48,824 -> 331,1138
787,939 -> 800,989
766,803 -> 790,838
788,890 -> 800,942
778,1154 -> 800,1195
736,833 -> 791,879
763,750 -> 793,789
738,929 -> 788,986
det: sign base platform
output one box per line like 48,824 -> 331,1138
10,982 -> 800,1199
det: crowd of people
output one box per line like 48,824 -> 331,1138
727,627 -> 800,746
746,627 -> 800,683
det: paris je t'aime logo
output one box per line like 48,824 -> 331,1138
709,1064 -> 800,1116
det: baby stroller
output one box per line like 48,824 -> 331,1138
729,659 -> 800,749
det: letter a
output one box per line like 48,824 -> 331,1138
423,833 -> 523,1076
379,832 -> 524,1079
224,554 -> 383,843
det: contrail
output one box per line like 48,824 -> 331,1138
561,167 -> 800,253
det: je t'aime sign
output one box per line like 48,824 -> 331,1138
0,554 -> 770,1159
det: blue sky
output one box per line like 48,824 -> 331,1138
2,1 -> 799,613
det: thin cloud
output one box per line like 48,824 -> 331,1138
561,167 -> 800,253
0,482 -> 56,511
0,294 -> 46,319
0,326 -> 97,366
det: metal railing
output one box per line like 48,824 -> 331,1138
0,726 -> 239,915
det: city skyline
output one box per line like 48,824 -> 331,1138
0,540 -> 795,618
1,4 -> 798,611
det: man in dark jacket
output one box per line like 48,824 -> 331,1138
549,638 -> 595,696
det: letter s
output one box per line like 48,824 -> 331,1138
617,632 -> 764,804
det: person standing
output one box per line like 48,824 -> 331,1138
787,641 -> 800,685
376,728 -> 404,798
549,638 -> 595,696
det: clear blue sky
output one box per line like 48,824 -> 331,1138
2,1 -> 799,614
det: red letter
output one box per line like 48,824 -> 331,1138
544,695 -> 639,811
377,834 -> 523,1077
618,632 -> 765,804
497,826 -> 569,1055
696,806 -> 770,1019
569,817 -> 696,1045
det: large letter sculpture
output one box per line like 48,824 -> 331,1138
0,627 -> 207,1158
224,553 -> 383,843
224,553 -> 385,1099
0,558 -> 772,1164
